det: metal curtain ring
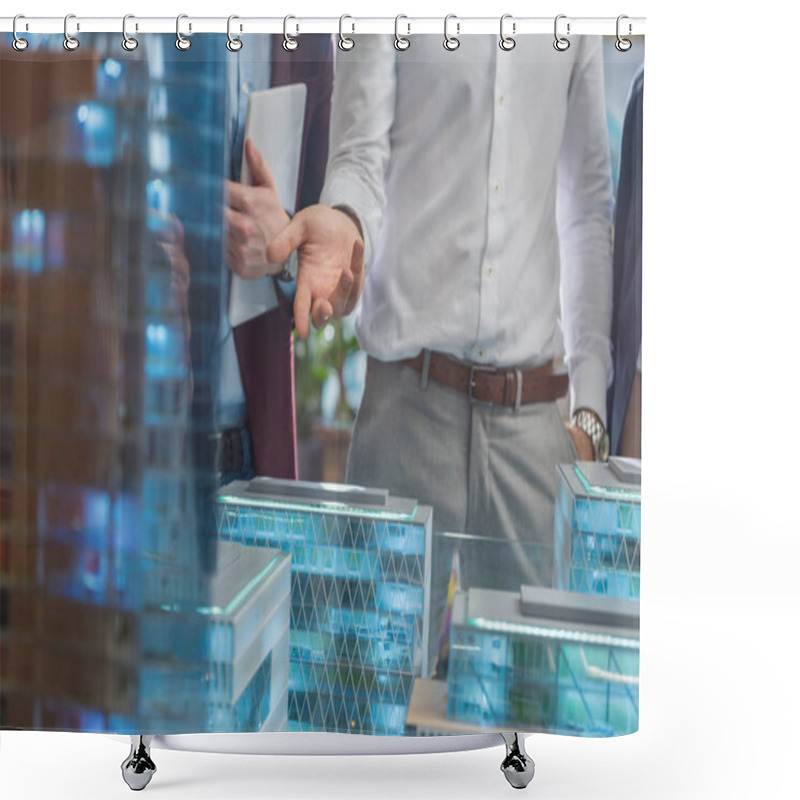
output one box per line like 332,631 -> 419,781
176,14 -> 191,50
615,14 -> 632,52
443,14 -> 460,51
12,14 -> 28,51
553,14 -> 570,51
338,15 -> 355,51
394,15 -> 410,51
283,15 -> 298,52
499,14 -> 515,51
122,14 -> 138,51
63,14 -> 80,51
227,15 -> 242,51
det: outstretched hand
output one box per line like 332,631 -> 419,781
266,204 -> 365,338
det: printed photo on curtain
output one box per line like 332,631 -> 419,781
0,23 -> 644,767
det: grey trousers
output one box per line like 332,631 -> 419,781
346,357 -> 577,674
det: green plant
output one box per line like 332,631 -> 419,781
293,318 -> 360,439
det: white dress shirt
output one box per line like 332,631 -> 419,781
320,35 -> 614,422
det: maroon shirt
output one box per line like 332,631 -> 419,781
232,35 -> 333,479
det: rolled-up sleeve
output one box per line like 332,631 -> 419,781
556,36 -> 615,425
319,35 -> 397,270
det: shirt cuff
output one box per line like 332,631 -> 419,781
569,358 -> 610,428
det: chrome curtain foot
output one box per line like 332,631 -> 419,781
500,732 -> 535,790
121,735 -> 157,791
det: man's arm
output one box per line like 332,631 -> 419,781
266,35 -> 397,337
557,36 -> 615,455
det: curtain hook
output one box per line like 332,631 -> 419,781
444,14 -> 460,51
615,15 -> 633,52
63,14 -> 80,51
394,15 -> 410,51
12,14 -> 29,51
283,15 -> 299,52
553,14 -> 570,51
226,15 -> 242,51
176,13 -> 191,50
499,14 -> 516,51
122,14 -> 138,51
338,14 -> 355,51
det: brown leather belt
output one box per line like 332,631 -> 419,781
403,350 -> 569,409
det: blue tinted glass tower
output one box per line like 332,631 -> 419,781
0,34 -> 233,733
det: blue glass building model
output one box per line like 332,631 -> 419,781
555,459 -> 641,600
446,586 -> 639,736
216,477 -> 433,735
202,543 -> 290,732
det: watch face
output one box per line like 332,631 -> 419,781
598,432 -> 610,463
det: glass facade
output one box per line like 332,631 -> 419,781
216,477 -> 433,735
555,460 -> 642,600
1,34 -> 227,732
446,587 -> 639,735
203,543 -> 290,732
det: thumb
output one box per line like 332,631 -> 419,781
245,138 -> 275,189
266,213 -> 307,265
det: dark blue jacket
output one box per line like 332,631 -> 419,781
608,67 -> 644,455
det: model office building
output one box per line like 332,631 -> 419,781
216,478 -> 433,735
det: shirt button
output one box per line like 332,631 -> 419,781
478,349 -> 486,359
494,180 -> 501,194
498,93 -> 505,106
486,264 -> 494,278
241,80 -> 252,94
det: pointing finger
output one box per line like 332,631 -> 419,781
294,279 -> 312,339
327,269 -> 354,318
311,297 -> 334,330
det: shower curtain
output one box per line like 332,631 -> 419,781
0,26 -> 643,739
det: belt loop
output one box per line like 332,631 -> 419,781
420,349 -> 431,390
514,368 -> 523,413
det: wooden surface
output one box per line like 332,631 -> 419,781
405,678 -> 497,735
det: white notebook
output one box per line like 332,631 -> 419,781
228,83 -> 307,328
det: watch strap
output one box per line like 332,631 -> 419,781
572,408 -> 609,462
276,249 -> 298,283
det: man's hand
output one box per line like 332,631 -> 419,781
225,138 -> 290,280
566,423 -> 595,461
266,204 -> 365,338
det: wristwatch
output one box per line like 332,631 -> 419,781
276,250 -> 298,283
571,408 -> 610,463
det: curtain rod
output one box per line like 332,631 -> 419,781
0,15 -> 646,37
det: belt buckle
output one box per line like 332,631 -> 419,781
468,364 -> 498,405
